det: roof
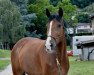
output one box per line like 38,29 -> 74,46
81,39 -> 94,44
76,39 -> 94,48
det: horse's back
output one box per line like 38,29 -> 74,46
12,37 -> 45,52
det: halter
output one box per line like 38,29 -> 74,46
47,35 -> 56,43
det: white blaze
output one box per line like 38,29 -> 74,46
45,21 -> 53,51
48,21 -> 53,36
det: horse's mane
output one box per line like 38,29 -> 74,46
48,15 -> 61,21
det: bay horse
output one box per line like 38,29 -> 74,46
11,8 -> 69,75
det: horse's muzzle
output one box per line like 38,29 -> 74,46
45,36 -> 56,53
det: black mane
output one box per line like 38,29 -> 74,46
48,15 -> 61,21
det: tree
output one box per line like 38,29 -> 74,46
11,0 -> 37,38
28,0 -> 77,39
83,3 -> 94,13
28,0 -> 51,39
0,24 -> 3,42
11,25 -> 26,43
49,0 -> 62,7
0,0 -> 26,49
28,0 -> 36,4
77,13 -> 90,23
70,0 -> 94,8
58,0 -> 77,23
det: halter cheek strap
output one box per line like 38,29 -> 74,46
47,36 -> 57,43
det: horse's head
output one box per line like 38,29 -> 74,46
45,8 -> 64,53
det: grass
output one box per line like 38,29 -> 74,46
0,49 -> 11,58
68,57 -> 94,75
0,60 -> 10,71
67,46 -> 72,51
0,50 -> 11,71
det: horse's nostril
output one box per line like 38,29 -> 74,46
50,43 -> 53,47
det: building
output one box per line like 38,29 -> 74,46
67,28 -> 74,34
67,23 -> 92,35
72,14 -> 94,61
76,23 -> 92,33
76,39 -> 94,61
72,36 -> 94,56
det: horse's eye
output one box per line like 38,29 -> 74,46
57,24 -> 61,28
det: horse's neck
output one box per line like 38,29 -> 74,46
57,36 -> 67,64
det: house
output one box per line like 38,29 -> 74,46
76,39 -> 94,61
67,23 -> 92,34
72,36 -> 94,56
76,23 -> 92,33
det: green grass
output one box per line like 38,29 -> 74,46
67,46 -> 72,51
68,57 -> 94,75
0,49 -> 11,58
0,50 -> 11,71
0,60 -> 10,71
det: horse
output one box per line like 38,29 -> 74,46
11,7 -> 69,75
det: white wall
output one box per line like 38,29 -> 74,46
82,47 -> 94,60
73,35 -> 94,55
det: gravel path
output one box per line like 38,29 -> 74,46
0,58 -> 10,60
0,64 -> 13,75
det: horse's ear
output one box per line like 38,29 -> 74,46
58,7 -> 63,18
46,8 -> 51,18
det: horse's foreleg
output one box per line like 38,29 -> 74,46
11,64 -> 25,75
11,54 -> 25,75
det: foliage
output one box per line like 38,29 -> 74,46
11,0 -> 38,38
70,0 -> 94,8
83,3 -> 94,13
10,0 -> 28,15
58,0 -> 77,23
49,0 -> 62,7
28,0 -> 50,39
28,0 -> 77,39
77,13 -> 90,23
28,0 -> 36,4
0,0 -> 25,44
0,24 -> 3,42
11,25 -> 26,43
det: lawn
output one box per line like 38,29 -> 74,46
68,57 -> 94,75
0,49 -> 11,58
67,46 -> 72,51
0,50 -> 11,71
0,60 -> 10,71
